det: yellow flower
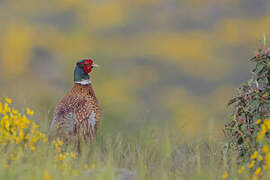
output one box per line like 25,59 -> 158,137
222,172 -> 228,179
5,97 -> 12,104
32,123 -> 39,129
58,153 -> 68,161
4,120 -> 10,131
256,119 -> 261,124
29,143 -> 36,151
254,167 -> 261,175
56,138 -> 63,146
248,160 -> 255,168
71,152 -> 77,159
19,130 -> 24,141
258,155 -> 263,161
263,145 -> 269,153
261,124 -> 266,135
264,119 -> 270,129
237,169 -> 242,174
251,151 -> 258,159
26,108 -> 34,116
59,153 -> 64,160
266,153 -> 270,165
238,166 -> 245,174
25,133 -> 29,139
44,172 -> 52,180
3,104 -> 11,114
0,102 -> 3,112
12,109 -> 18,114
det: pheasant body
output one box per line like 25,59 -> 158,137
50,59 -> 99,151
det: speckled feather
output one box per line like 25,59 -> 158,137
50,83 -> 99,150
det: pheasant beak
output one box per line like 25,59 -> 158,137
92,63 -> 99,67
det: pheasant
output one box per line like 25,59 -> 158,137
50,59 -> 100,152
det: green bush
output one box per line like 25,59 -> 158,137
224,43 -> 270,179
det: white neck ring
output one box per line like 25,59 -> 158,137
74,79 -> 91,85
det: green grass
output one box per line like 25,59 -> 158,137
0,99 -> 240,180
0,122 -> 231,180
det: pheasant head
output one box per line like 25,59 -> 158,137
74,59 -> 99,85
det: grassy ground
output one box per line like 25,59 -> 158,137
0,126 -> 229,179
0,98 -> 239,180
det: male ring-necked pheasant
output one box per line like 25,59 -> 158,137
50,59 -> 100,152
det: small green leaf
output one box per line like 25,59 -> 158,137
255,62 -> 265,74
241,124 -> 248,131
250,100 -> 260,110
260,77 -> 268,84
227,97 -> 238,107
248,79 -> 253,86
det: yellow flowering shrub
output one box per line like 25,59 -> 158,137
0,97 -> 79,177
233,119 -> 270,179
224,46 -> 270,179
0,97 -> 47,150
224,47 -> 270,157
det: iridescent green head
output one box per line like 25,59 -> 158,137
74,59 -> 99,83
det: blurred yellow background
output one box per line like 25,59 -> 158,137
0,0 -> 269,138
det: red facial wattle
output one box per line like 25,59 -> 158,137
83,64 -> 92,73
82,59 -> 93,74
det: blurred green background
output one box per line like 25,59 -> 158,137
0,0 -> 269,138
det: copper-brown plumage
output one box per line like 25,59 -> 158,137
49,59 -> 99,152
